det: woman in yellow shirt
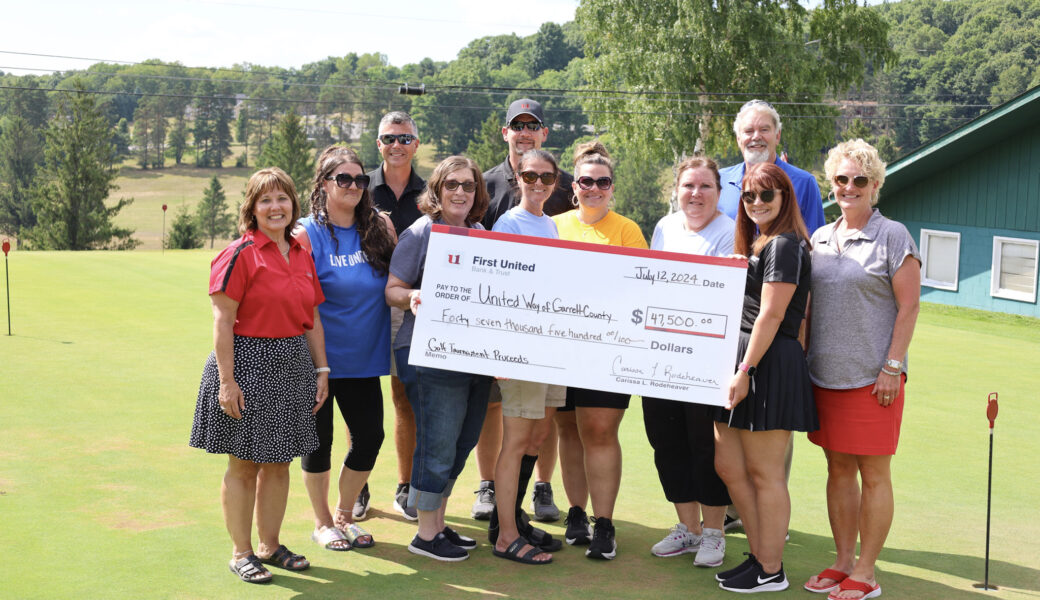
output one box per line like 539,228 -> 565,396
552,141 -> 647,560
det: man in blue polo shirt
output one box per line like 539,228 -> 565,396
718,100 -> 825,234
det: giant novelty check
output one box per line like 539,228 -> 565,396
409,225 -> 748,406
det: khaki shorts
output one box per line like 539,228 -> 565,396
389,307 -> 404,377
499,380 -> 566,419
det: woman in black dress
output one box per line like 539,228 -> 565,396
713,162 -> 817,594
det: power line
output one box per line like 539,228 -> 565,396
0,84 -> 982,123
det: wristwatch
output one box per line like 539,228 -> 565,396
738,362 -> 757,377
885,358 -> 903,371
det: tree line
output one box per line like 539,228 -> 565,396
1,0 -> 1036,249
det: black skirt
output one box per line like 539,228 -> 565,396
716,331 -> 818,433
190,334 -> 320,463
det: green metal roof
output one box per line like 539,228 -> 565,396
884,84 -> 1040,197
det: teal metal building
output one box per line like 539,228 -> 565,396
879,85 -> 1040,317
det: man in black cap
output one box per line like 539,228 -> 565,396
481,99 -> 574,228
471,98 -> 572,525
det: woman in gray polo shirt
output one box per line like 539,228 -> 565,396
803,139 -> 921,600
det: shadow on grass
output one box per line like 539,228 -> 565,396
8,334 -> 73,344
117,165 -> 254,180
789,530 -> 1040,597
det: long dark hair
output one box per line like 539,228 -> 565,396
734,162 -> 810,257
308,145 -> 395,275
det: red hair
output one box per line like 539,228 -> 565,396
733,162 -> 810,256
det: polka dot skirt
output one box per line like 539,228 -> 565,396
190,335 -> 320,463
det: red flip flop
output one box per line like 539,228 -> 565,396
804,568 -> 849,593
827,578 -> 881,600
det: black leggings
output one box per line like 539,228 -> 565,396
301,377 -> 385,473
642,397 -> 730,506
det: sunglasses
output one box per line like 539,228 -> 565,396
740,189 -> 780,203
509,121 -> 543,132
326,173 -> 371,190
834,174 -> 869,188
576,176 -> 613,190
379,133 -> 417,146
519,171 -> 557,185
443,180 -> 477,193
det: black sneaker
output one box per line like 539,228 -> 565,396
718,560 -> 788,593
585,517 -> 617,560
564,506 -> 592,546
441,526 -> 477,549
407,533 -> 469,562
531,481 -> 560,522
716,552 -> 758,582
393,483 -> 418,521
723,514 -> 743,533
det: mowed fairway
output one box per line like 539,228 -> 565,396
1,250 -> 1038,599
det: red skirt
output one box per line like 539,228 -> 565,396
807,377 -> 905,456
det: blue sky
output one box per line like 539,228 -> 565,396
3,0 -> 579,74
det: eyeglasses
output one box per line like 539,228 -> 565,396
576,176 -> 613,190
519,171 -> 557,185
378,133 -> 417,146
834,174 -> 869,188
326,173 -> 371,190
740,189 -> 780,203
443,180 -> 477,193
509,121 -> 543,132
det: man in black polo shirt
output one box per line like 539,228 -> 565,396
481,99 -> 574,229
364,111 -> 425,522
472,98 -> 572,524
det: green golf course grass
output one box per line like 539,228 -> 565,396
1,250 -> 1038,599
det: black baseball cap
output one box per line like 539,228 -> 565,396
506,99 -> 544,124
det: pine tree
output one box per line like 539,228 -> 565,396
259,109 -> 314,207
465,115 -> 506,172
26,83 -> 138,250
168,117 -> 188,165
166,205 -> 203,249
0,115 -> 43,246
195,175 -> 234,249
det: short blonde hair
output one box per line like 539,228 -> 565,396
824,139 -> 886,206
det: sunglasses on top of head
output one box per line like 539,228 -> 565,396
509,121 -> 543,132
576,176 -> 613,190
442,180 -> 477,193
740,189 -> 780,203
834,174 -> 869,188
326,173 -> 371,190
378,133 -> 417,146
519,171 -> 558,185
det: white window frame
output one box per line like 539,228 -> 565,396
920,229 -> 960,291
991,236 -> 1039,303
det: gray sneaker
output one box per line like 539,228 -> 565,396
531,481 -> 560,522
393,483 -> 418,521
352,483 -> 370,521
471,480 -> 495,520
651,523 -> 701,557
694,527 -> 725,567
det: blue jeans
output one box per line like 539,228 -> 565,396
394,346 -> 492,511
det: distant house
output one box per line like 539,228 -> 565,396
880,84 -> 1040,317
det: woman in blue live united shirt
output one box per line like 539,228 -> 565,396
294,146 -> 397,552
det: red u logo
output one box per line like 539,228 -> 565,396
447,254 -> 460,265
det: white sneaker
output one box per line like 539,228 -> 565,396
694,527 -> 725,567
651,523 -> 701,557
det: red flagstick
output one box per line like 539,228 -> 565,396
162,204 -> 168,254
975,393 -> 999,590
2,238 -> 10,335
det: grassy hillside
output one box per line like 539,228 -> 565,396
112,143 -> 441,250
1,251 -> 1038,598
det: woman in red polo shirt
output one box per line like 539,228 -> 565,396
190,167 -> 329,585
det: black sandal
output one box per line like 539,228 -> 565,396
492,536 -> 552,565
519,510 -> 563,552
228,555 -> 272,584
259,544 -> 310,571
